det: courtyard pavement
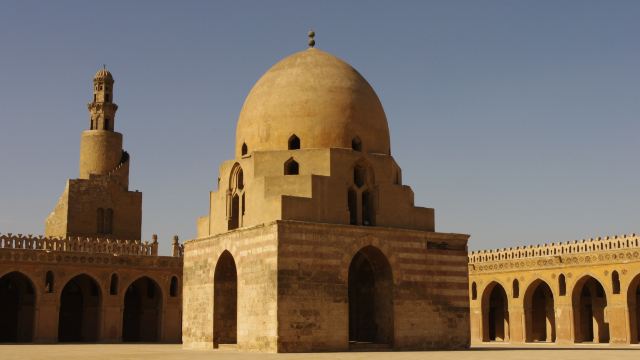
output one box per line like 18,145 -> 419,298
0,344 -> 639,360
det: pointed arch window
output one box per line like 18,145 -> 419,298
284,158 -> 299,175
512,279 -> 520,298
351,136 -> 362,151
348,160 -> 376,226
170,276 -> 179,297
471,282 -> 477,300
227,164 -> 246,230
241,143 -> 248,156
612,271 -> 620,294
288,134 -> 300,150
559,274 -> 566,296
109,274 -> 118,295
45,271 -> 55,293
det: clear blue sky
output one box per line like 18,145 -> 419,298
0,1 -> 638,255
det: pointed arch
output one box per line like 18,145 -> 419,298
241,142 -> 248,156
122,276 -> 162,342
228,163 -> 245,230
524,279 -> 556,342
513,279 -> 520,298
572,275 -> 609,343
348,246 -> 393,345
284,158 -> 299,175
58,274 -> 102,342
288,134 -> 300,150
0,271 -> 36,342
214,250 -> 237,347
627,272 -> 640,343
471,282 -> 478,300
481,282 -> 510,342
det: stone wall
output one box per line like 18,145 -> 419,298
0,233 -> 183,343
468,233 -> 640,345
277,221 -> 469,352
183,220 -> 470,353
182,223 -> 278,351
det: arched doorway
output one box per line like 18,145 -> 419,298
213,250 -> 237,347
628,274 -> 640,344
122,277 -> 162,342
482,282 -> 509,342
0,272 -> 36,342
572,275 -> 609,343
524,280 -> 555,342
58,274 -> 101,342
348,246 -> 393,345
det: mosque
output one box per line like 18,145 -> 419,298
1,32 -> 639,352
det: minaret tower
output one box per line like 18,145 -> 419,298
79,67 -> 125,182
46,67 -> 141,240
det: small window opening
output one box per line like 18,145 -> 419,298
471,282 -> 477,300
104,208 -> 113,234
228,194 -> 240,230
348,188 -> 357,225
45,271 -> 54,293
288,134 -> 300,150
237,169 -> 244,190
170,276 -> 178,297
241,193 -> 246,216
559,274 -> 566,296
351,137 -> 362,151
97,208 -> 105,234
612,271 -> 620,294
109,274 -> 118,295
284,158 -> 299,175
362,190 -> 375,226
513,279 -> 520,298
104,118 -> 110,130
93,94 -> 97,102
354,166 -> 366,188
241,143 -> 248,156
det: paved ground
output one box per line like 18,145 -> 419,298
0,344 -> 639,360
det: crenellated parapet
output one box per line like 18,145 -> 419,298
0,233 -> 183,257
469,233 -> 639,273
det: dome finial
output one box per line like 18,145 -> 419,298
308,29 -> 316,48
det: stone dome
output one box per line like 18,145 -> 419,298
94,68 -> 113,81
236,48 -> 390,156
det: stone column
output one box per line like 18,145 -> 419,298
469,305 -> 482,344
101,295 -> 122,342
508,307 -> 524,343
607,296 -> 629,344
554,302 -> 573,344
34,292 -> 59,343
